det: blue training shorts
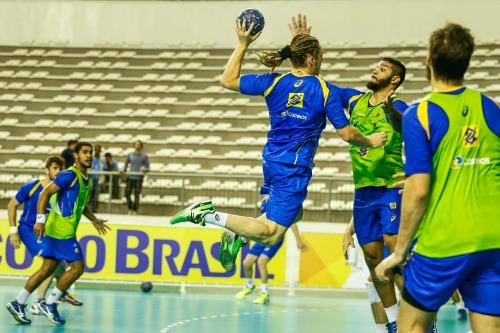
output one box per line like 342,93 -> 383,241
18,223 -> 44,257
353,186 -> 401,246
248,239 -> 285,260
403,249 -> 500,315
40,236 -> 84,263
262,159 -> 311,228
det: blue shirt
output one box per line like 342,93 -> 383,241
53,170 -> 89,217
240,72 -> 350,167
15,180 -> 43,227
403,88 -> 500,176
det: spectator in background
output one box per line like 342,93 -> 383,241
61,139 -> 78,169
123,140 -> 150,215
103,152 -> 120,199
89,144 -> 102,213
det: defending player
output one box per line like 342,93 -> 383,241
289,14 -> 408,332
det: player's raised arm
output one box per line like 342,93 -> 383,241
220,19 -> 261,92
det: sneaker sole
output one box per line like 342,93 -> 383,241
170,200 -> 214,225
6,303 -> 31,324
218,232 -> 236,272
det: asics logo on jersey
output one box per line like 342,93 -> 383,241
461,106 -> 469,117
451,156 -> 491,169
359,148 -> 368,156
294,80 -> 303,88
280,110 -> 307,120
287,93 -> 304,108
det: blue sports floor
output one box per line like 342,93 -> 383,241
0,286 -> 471,333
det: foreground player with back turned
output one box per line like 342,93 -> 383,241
376,23 -> 500,333
170,13 -> 387,271
7,142 -> 110,325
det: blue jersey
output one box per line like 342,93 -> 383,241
240,72 -> 350,167
403,88 -> 499,176
15,180 -> 43,227
53,170 -> 90,217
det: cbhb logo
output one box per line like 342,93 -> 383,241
287,93 -> 304,108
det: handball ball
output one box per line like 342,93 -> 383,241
238,8 -> 265,35
140,281 -> 153,293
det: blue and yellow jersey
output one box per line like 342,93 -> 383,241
403,87 -> 500,257
240,72 -> 351,167
15,180 -> 44,227
52,170 -> 89,218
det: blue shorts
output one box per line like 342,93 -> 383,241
262,159 -> 311,228
353,186 -> 401,246
403,249 -> 500,315
18,223 -> 44,257
249,239 -> 285,260
40,236 -> 84,263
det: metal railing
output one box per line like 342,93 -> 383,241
0,168 -> 355,222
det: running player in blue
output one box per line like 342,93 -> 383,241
7,156 -> 63,317
376,23 -> 500,333
7,142 -> 110,325
170,18 -> 388,271
235,188 -> 307,305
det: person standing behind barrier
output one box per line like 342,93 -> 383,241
89,144 -> 102,213
123,140 -> 150,215
104,152 -> 120,199
60,139 -> 78,170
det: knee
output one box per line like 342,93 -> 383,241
364,253 -> 383,270
257,257 -> 268,270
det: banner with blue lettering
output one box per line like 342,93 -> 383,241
0,221 -> 287,285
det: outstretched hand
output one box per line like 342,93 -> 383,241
92,218 -> 111,236
235,18 -> 262,47
288,13 -> 312,36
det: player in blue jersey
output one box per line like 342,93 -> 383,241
376,23 -> 500,333
171,18 -> 388,272
235,187 -> 307,305
7,156 -> 64,317
7,143 -> 110,325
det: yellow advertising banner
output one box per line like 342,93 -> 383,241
299,232 -> 351,287
0,221 -> 286,285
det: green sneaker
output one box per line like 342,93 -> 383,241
169,200 -> 215,226
235,286 -> 256,300
218,231 -> 247,272
253,293 -> 270,305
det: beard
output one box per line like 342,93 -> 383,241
366,76 -> 392,92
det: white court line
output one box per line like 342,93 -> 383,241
160,307 -> 324,332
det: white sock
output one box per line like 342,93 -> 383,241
46,287 -> 64,305
204,212 -> 228,228
261,283 -> 269,294
246,279 -> 254,289
455,300 -> 465,310
16,289 -> 31,305
384,304 -> 399,323
376,324 -> 387,333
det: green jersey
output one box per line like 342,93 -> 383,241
45,166 -> 90,239
412,88 -> 500,257
348,92 -> 404,189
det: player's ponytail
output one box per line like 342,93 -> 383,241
257,33 -> 321,70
